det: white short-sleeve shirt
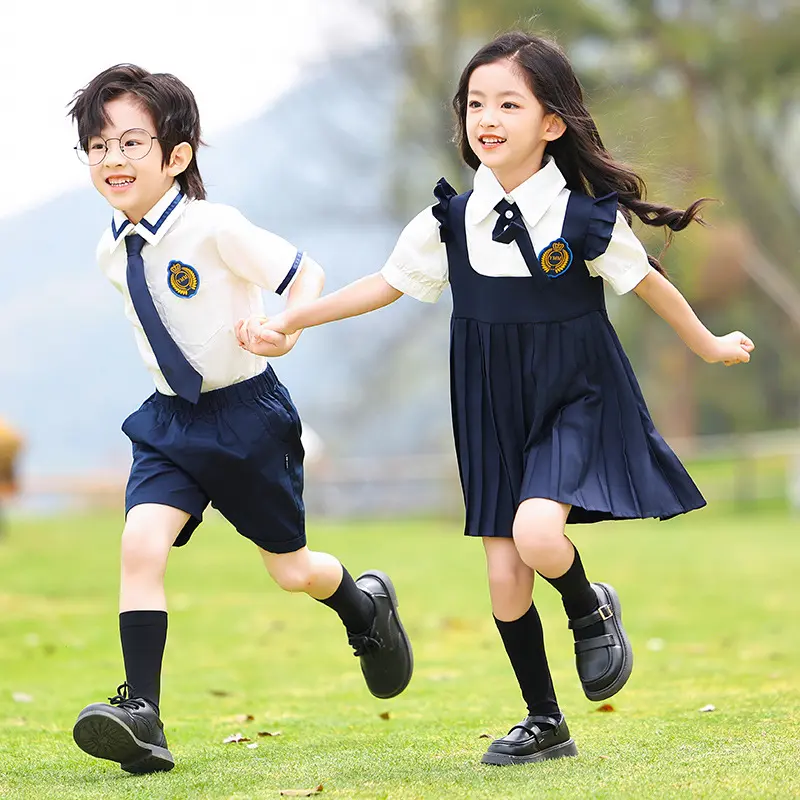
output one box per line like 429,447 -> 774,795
381,158 -> 653,303
97,182 -> 311,395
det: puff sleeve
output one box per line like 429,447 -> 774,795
586,195 -> 653,295
380,179 -> 456,303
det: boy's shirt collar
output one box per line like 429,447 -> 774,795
468,156 -> 567,229
109,182 -> 188,253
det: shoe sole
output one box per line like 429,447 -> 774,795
73,710 -> 174,773
481,738 -> 578,765
584,582 -> 634,702
358,569 -> 414,699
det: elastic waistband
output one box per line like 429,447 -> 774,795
154,366 -> 279,413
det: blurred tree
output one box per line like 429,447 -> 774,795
380,0 -> 800,436
0,417 -> 23,534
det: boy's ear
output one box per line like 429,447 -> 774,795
166,142 -> 193,177
543,113 -> 566,142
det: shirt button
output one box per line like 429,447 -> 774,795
505,210 -> 514,219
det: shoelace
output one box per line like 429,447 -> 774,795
108,682 -> 147,711
347,632 -> 383,657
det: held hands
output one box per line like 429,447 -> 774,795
703,331 -> 755,366
235,314 -> 296,357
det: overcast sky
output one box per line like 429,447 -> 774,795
0,0 -> 385,219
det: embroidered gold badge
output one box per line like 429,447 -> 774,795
167,260 -> 199,298
539,238 -> 573,278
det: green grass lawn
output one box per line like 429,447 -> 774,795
1,505 -> 799,799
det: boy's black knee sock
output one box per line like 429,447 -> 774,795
540,547 -> 603,638
317,567 -> 375,633
494,603 -> 560,720
119,610 -> 168,711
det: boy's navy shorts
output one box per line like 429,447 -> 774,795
121,365 -> 305,553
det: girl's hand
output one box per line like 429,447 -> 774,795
704,331 -> 755,366
261,312 -> 299,336
235,316 -> 294,357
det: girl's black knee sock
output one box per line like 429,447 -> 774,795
541,547 -> 603,638
494,603 -> 560,719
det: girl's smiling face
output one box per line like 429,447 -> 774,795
86,94 -> 190,224
466,59 -> 565,192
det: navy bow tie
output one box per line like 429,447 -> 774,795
492,198 -> 529,244
491,198 -> 545,281
125,233 -> 203,403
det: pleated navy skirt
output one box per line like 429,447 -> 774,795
433,179 -> 706,538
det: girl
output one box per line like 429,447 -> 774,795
238,32 -> 754,765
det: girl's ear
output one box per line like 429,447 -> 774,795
543,113 -> 567,142
167,142 -> 193,177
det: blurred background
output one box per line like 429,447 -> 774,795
1,0 -> 799,523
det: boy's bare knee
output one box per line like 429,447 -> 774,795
120,525 -> 170,574
263,550 -> 313,593
271,565 -> 313,593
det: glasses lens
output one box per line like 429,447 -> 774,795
119,129 -> 154,161
76,135 -> 107,166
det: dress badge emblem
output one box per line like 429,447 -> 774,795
539,238 -> 573,278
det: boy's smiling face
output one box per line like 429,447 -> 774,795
87,94 -> 190,224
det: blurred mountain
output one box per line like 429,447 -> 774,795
0,47 -> 454,477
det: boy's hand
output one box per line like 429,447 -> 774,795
235,316 -> 294,357
704,331 -> 755,366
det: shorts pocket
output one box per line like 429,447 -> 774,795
251,392 -> 296,443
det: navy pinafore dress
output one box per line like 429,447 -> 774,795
433,179 -> 706,538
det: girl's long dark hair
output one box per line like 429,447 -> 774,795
453,32 -> 708,273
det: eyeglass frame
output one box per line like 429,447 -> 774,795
74,128 -> 160,166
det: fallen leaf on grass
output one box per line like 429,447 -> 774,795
257,730 -> 282,737
599,755 -> 610,760
246,743 -> 259,749
478,733 -> 492,739
12,693 -> 33,703
223,732 -> 251,744
596,704 -> 615,713
698,704 -> 716,713
279,785 -> 323,797
234,714 -> 255,723
379,711 -> 390,720
440,617 -> 470,631
210,689 -> 232,697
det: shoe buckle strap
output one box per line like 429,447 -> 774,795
568,603 -> 613,630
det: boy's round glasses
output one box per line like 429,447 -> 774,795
74,128 -> 158,166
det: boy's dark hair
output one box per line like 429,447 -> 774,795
453,32 -> 708,274
68,64 -> 206,201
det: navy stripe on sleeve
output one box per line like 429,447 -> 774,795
277,251 -> 303,296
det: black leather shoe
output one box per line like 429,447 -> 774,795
481,713 -> 578,765
570,582 -> 633,701
349,570 -> 413,699
73,683 -> 174,773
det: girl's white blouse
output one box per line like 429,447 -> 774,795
381,159 -> 653,303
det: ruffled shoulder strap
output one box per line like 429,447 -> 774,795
583,191 -> 619,261
431,178 -> 458,243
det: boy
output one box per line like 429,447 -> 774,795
67,64 -> 413,774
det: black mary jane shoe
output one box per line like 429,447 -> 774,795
569,582 -> 633,701
348,570 -> 414,699
481,713 -> 578,765
73,682 -> 174,773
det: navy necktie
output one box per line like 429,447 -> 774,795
125,233 -> 203,403
492,198 -> 543,281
